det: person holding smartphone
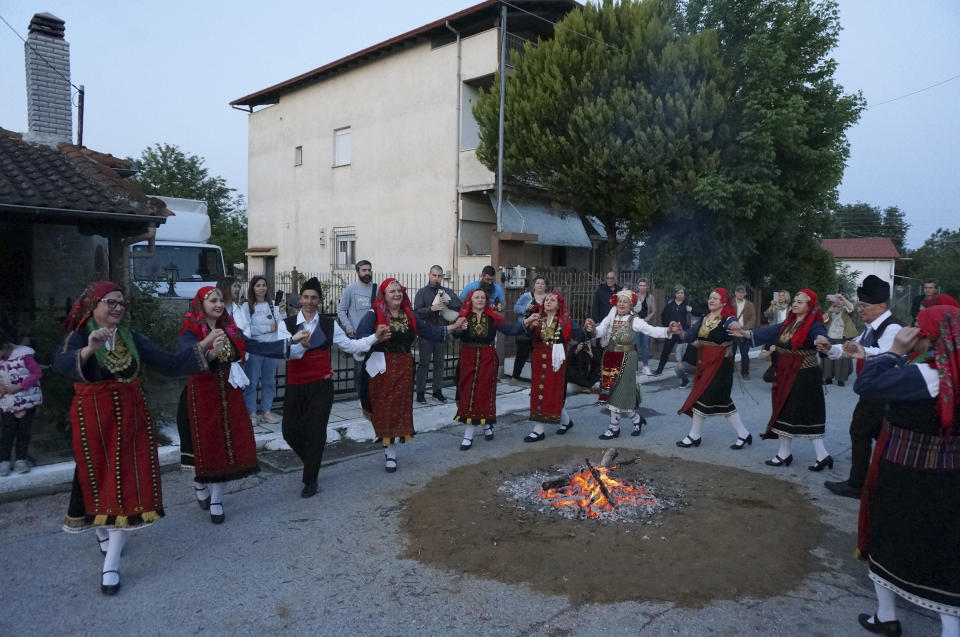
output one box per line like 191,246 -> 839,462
241,275 -> 289,424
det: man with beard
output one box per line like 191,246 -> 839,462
338,260 -> 376,390
460,265 -> 505,312
413,265 -> 462,403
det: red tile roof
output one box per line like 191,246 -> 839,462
821,238 -> 901,259
0,127 -> 169,218
230,0 -> 577,108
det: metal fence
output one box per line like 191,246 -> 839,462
248,269 -> 666,405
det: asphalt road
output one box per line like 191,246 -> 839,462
0,373 -> 943,636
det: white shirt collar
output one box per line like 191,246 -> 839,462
297,310 -> 319,328
868,309 -> 892,330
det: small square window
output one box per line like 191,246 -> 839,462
333,127 -> 351,167
333,226 -> 356,269
294,146 -> 303,166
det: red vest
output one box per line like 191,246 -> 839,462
286,347 -> 333,385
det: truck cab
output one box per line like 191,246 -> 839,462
130,196 -> 226,299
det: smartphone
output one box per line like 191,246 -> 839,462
275,290 -> 285,305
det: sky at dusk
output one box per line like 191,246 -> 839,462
1,0 -> 957,249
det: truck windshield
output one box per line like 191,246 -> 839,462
132,245 -> 225,282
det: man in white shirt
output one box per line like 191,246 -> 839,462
816,275 -> 902,499
285,277 -> 387,498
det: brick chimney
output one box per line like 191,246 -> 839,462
24,13 -> 72,146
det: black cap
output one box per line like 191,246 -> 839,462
857,275 -> 889,304
300,277 -> 323,296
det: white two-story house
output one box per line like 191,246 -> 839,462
231,0 -> 607,278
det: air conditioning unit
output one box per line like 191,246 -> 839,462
502,266 -> 527,289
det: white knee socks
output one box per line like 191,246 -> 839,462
726,413 -> 749,438
940,613 -> 959,637
101,530 -> 127,586
209,482 -> 225,516
384,442 -> 397,460
532,422 -> 545,435
811,438 -> 830,462
873,581 -> 897,622
560,409 -> 571,425
776,438 -> 792,461
688,414 -> 705,440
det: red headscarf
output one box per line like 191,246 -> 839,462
458,287 -> 506,328
921,294 -> 960,309
179,285 -> 246,358
777,288 -> 823,349
374,278 -> 418,336
64,281 -> 122,332
532,291 -> 573,341
916,305 -> 960,434
610,290 -> 638,306
713,287 -> 737,319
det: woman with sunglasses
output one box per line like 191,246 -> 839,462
55,281 -> 223,596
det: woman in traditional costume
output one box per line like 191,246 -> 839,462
55,281 -> 220,595
176,286 -> 302,524
522,291 -> 586,441
455,289 -> 535,451
584,289 -> 671,439
852,305 -> 960,637
355,278 -> 465,471
674,288 -> 753,449
729,289 -> 832,469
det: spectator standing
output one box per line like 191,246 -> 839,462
0,329 -> 42,476
910,278 -> 938,321
338,260 -> 377,388
241,275 -> 290,424
633,278 -> 657,375
590,271 -> 621,323
651,285 -> 691,375
511,275 -> 548,380
820,293 -> 857,386
733,285 -> 757,379
460,265 -> 505,311
413,265 -> 462,403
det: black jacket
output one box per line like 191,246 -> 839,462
591,283 -> 622,323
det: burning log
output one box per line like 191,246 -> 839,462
541,474 -> 572,490
585,458 -> 616,509
599,448 -> 619,468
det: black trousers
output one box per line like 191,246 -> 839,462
656,335 -> 682,372
0,408 -> 34,462
735,338 -> 751,375
283,379 -> 334,485
512,336 -> 532,378
847,399 -> 885,488
416,338 -> 446,395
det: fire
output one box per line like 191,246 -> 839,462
539,466 -> 656,519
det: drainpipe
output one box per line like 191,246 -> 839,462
495,3 -> 507,235
445,20 -> 462,277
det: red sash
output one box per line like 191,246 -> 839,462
762,350 -> 805,437
678,344 -> 727,417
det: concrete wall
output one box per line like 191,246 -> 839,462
247,30 -> 502,274
839,258 -> 896,291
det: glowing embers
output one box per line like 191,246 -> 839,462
499,452 -> 676,523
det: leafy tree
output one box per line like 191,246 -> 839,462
827,202 -> 910,252
906,228 -> 960,296
474,0 -> 732,270
128,143 -> 248,266
668,0 -> 865,289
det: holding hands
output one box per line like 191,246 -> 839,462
726,321 -> 748,339
449,316 -> 468,332
373,324 -> 391,342
842,340 -> 866,359
889,326 -> 921,356
583,318 -> 596,334
667,321 -> 684,335
522,313 -> 540,328
291,329 -> 311,344
814,335 -> 831,354
87,327 -> 116,352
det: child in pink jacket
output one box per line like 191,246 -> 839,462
0,330 -> 43,476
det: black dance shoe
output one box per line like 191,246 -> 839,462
101,570 -> 120,596
555,420 -> 574,435
209,502 -> 225,524
857,614 -> 902,636
765,454 -> 793,467
598,427 -> 620,440
460,438 -> 473,451
676,436 -> 702,448
630,415 -> 646,436
97,534 -> 109,556
523,432 -> 545,443
301,481 -> 318,498
825,480 -> 862,499
483,426 -> 494,441
730,434 -> 753,450
808,455 -> 834,472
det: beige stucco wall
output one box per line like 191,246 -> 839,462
246,29 -> 501,275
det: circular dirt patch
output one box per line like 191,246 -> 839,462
400,446 -> 825,606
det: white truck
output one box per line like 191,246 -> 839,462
129,196 -> 226,299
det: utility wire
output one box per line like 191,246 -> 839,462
869,73 -> 960,108
0,13 -> 81,93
